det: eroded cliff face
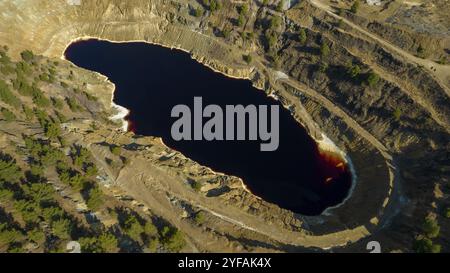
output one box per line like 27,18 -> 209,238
0,0 -> 448,252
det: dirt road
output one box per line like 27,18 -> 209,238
308,0 -> 450,96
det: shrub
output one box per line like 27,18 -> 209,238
71,145 -> 94,170
79,234 -> 118,253
65,97 -> 82,112
147,238 -> 159,252
0,80 -> 21,108
144,222 -> 158,237
55,111 -> 67,123
276,0 -> 284,12
98,233 -> 118,252
58,170 -> 85,191
1,107 -> 16,122
238,4 -> 249,15
393,108 -> 402,122
123,215 -> 144,242
193,7 -> 203,17
0,51 -> 11,65
161,226 -> 185,252
84,92 -> 98,102
318,62 -> 329,73
51,218 -> 72,240
41,206 -> 65,223
22,105 -> 34,121
417,44 -> 425,57
84,164 -> 98,177
346,64 -> 361,78
27,228 -> 45,244
32,89 -> 51,108
445,208 -> 450,218
0,228 -> 23,246
110,146 -> 122,156
23,183 -> 55,206
43,120 -> 61,140
190,180 -> 202,191
0,65 -> 14,75
298,29 -> 307,44
413,236 -> 441,253
193,211 -> 206,224
243,54 -> 252,64
85,185 -> 104,211
15,61 -> 31,76
320,42 -> 330,57
237,14 -> 245,27
38,73 -> 54,83
365,71 -> 379,88
79,237 -> 102,253
222,27 -> 231,39
350,0 -> 360,14
264,30 -> 278,50
209,0 -> 221,12
269,16 -> 281,29
20,50 -> 34,63
423,216 -> 440,238
0,153 -> 22,183
51,97 -> 64,109
12,76 -> 33,97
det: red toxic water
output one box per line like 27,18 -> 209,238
65,39 -> 353,216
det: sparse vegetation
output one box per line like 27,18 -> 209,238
318,62 -> 328,73
364,71 -> 379,88
298,29 -> 307,44
350,0 -> 360,14
413,236 -> 441,253
193,211 -> 206,225
0,79 -> 21,108
276,0 -> 284,12
65,97 -> 82,112
84,184 -> 104,211
393,108 -> 402,122
161,226 -> 185,252
243,54 -> 252,64
1,107 -> 16,122
110,145 -> 122,156
445,208 -> 450,218
320,42 -> 330,57
20,50 -> 34,63
417,44 -> 425,57
346,63 -> 361,78
201,0 -> 221,12
190,180 -> 202,191
0,47 -> 191,253
193,7 -> 203,18
423,215 -> 440,238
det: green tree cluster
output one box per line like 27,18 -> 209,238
79,232 -> 118,253
20,50 -> 34,63
161,226 -> 185,252
0,79 -> 21,108
201,0 -> 221,12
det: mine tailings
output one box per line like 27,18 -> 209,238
64,39 -> 353,216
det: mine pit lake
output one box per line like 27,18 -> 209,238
65,39 -> 352,216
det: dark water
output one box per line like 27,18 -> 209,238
64,39 -> 352,216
